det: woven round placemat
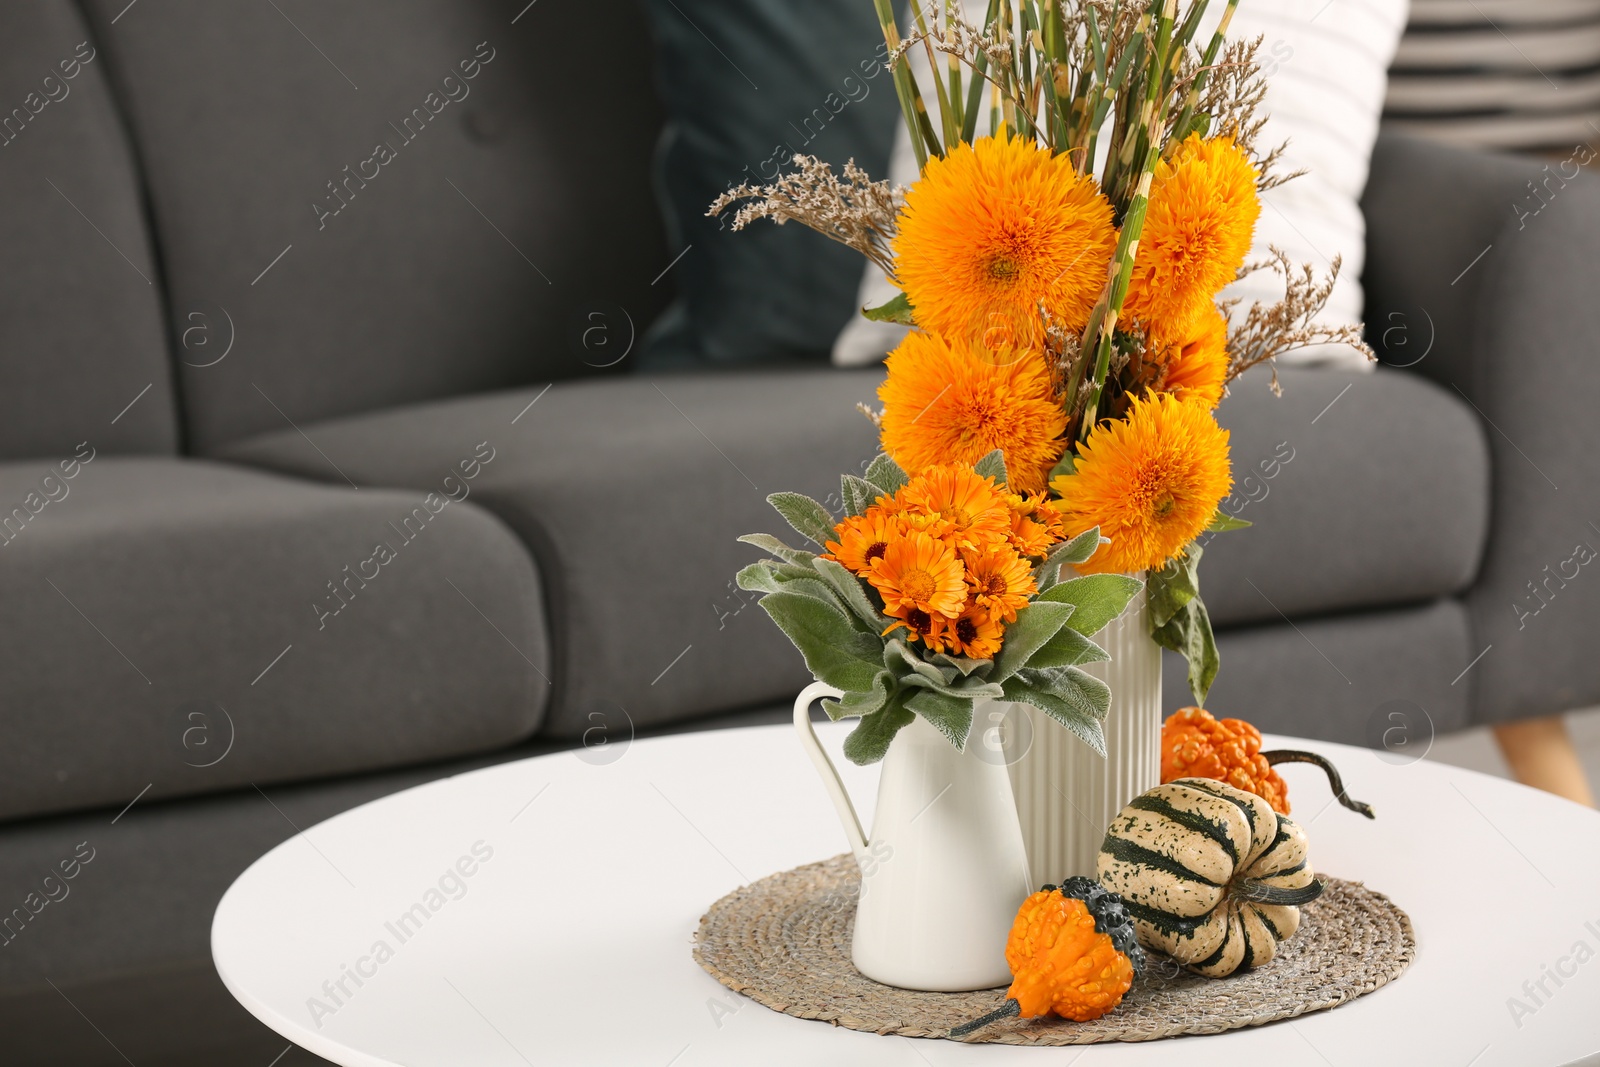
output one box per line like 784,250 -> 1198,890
693,853 -> 1414,1044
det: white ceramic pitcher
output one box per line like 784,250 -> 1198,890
792,681 -> 1033,991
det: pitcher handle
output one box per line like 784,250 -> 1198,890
793,681 -> 868,864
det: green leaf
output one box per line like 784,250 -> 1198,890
735,562 -> 781,594
992,601 -> 1076,682
820,671 -> 894,722
1146,546 -> 1201,629
1047,527 -> 1107,569
772,576 -> 849,613
840,474 -> 879,518
905,688 -> 975,750
1150,594 -> 1219,706
927,651 -> 994,678
737,533 -> 816,566
843,699 -> 917,765
1206,510 -> 1252,533
862,291 -> 914,326
1039,573 -> 1143,636
1002,668 -> 1109,756
973,449 -> 1008,488
883,638 -> 958,688
1048,452 -> 1077,484
767,492 -> 836,548
812,557 -> 886,632
759,592 -> 884,692
900,671 -> 1005,701
1026,625 -> 1109,670
864,453 -> 908,497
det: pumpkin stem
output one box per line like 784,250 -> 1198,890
1235,876 -> 1324,906
950,998 -> 1021,1038
1261,749 -> 1376,819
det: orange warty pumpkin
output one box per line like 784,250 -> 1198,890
951,878 -> 1143,1037
1161,707 -> 1290,813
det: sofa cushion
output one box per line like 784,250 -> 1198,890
0,3 -> 177,459
221,370 -> 884,739
0,457 -> 548,823
82,0 -> 670,453
1200,366 -> 1490,627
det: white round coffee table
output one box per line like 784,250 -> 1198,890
213,722 -> 1600,1066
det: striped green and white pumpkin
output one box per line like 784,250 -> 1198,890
1095,777 -> 1323,977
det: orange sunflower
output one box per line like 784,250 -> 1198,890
878,331 -> 1067,494
1049,392 -> 1232,575
867,529 -> 968,620
962,544 -> 1036,623
823,507 -> 907,575
899,465 -> 1013,553
1123,134 -> 1260,333
893,133 -> 1117,350
1149,305 -> 1229,408
947,601 -> 1005,660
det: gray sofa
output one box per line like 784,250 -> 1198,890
2,2 -> 1597,1064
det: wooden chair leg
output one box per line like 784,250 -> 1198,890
1491,715 -> 1596,807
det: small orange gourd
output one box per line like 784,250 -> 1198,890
1161,707 -> 1374,818
951,878 -> 1144,1037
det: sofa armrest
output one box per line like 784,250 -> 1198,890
1362,130 -> 1600,724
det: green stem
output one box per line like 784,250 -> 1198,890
950,998 -> 1021,1038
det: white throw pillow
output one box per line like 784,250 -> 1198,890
833,0 -> 1409,369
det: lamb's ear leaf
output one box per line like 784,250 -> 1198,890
973,449 -> 1008,488
1047,527 -> 1108,569
1002,668 -> 1110,756
735,562 -> 782,594
1025,625 -> 1109,670
1150,594 -> 1219,706
820,671 -> 893,722
841,475 -> 879,519
904,689 -> 975,750
842,699 -> 917,765
767,492 -> 836,548
864,453 -> 908,497
1206,510 -> 1252,533
812,557 -> 885,632
862,291 -> 914,325
1039,573 -> 1143,636
737,533 -> 816,566
991,601 -> 1075,682
758,592 -> 883,692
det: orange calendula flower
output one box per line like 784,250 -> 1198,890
899,465 -> 1012,553
1050,392 -> 1232,575
823,507 -> 905,575
962,544 -> 1036,623
947,601 -> 1005,660
1124,133 -> 1260,333
893,133 -> 1117,350
883,606 -> 952,651
1150,304 -> 1229,408
867,529 -> 968,620
878,331 -> 1066,494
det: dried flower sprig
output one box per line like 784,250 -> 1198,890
708,157 -> 902,277
1225,249 -> 1375,393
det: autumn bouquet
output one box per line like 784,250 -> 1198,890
728,0 -> 1370,762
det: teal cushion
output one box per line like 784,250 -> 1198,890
640,0 -> 898,367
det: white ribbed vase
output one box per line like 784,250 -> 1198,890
1004,582 -> 1161,885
